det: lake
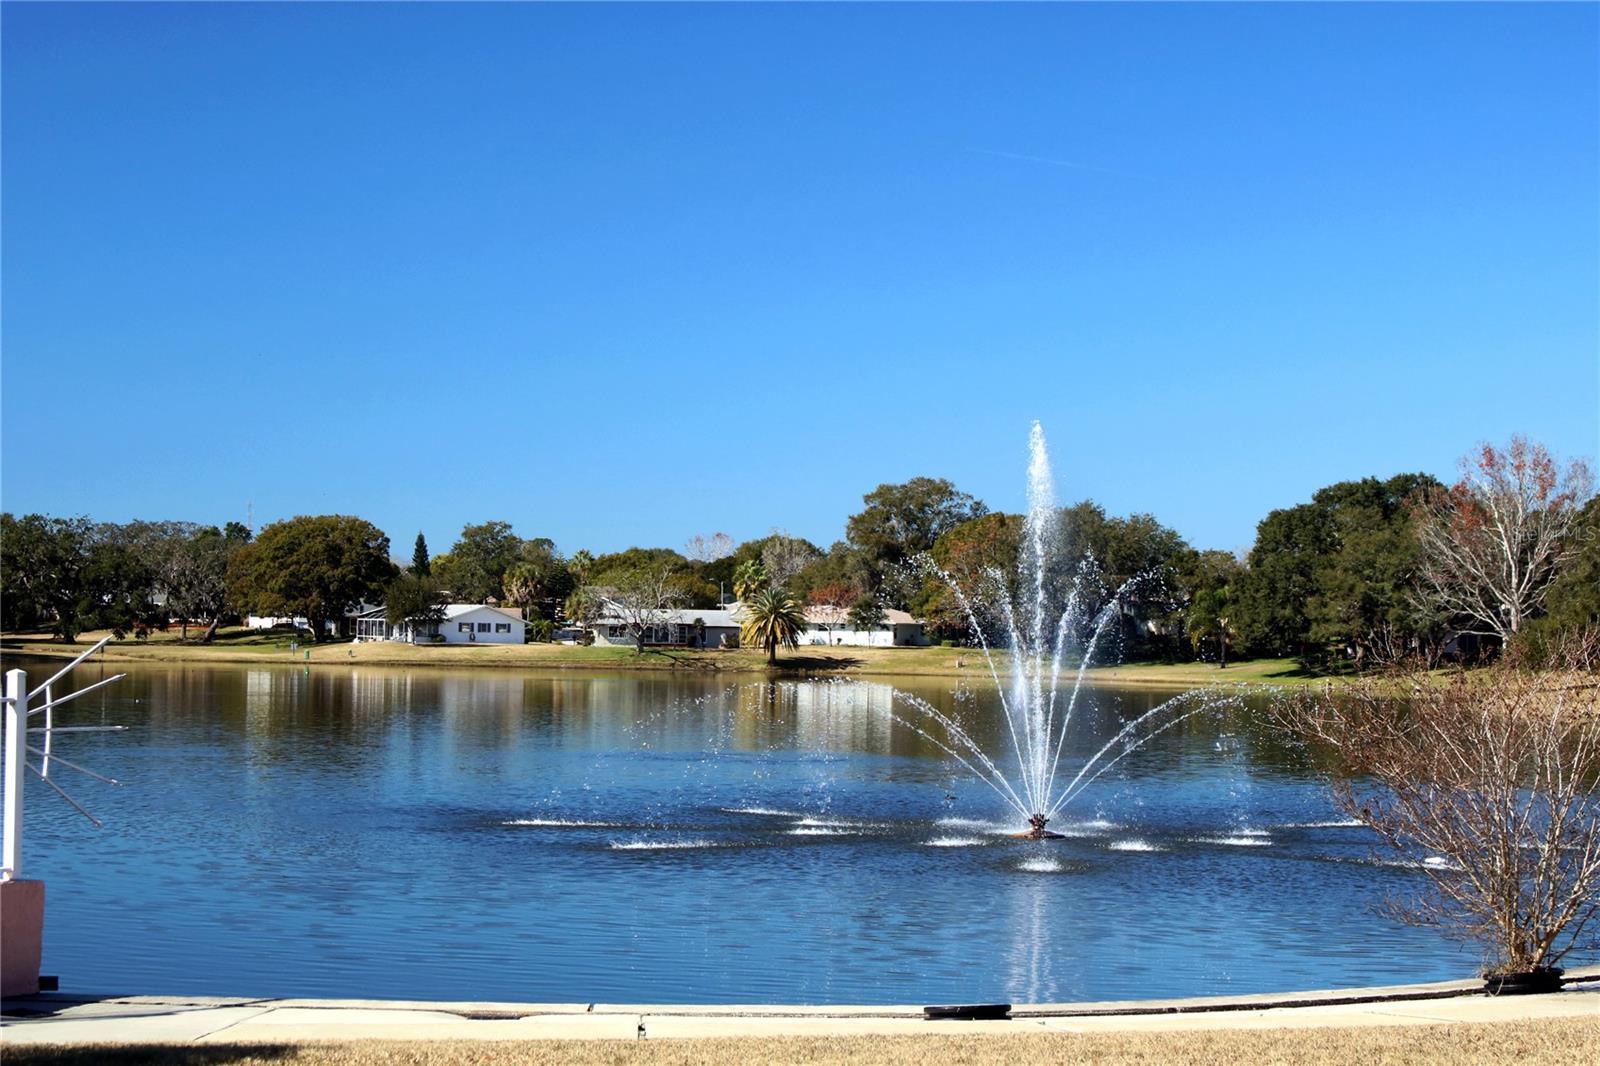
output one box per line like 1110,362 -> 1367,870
14,658 -> 1499,1005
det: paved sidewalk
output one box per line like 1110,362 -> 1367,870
2,972 -> 1596,1045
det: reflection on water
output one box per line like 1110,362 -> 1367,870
1007,865 -> 1054,1004
11,659 -> 1528,1005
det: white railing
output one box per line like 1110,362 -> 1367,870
1,638 -> 127,882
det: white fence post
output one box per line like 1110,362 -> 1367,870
42,684 -> 54,779
3,668 -> 28,881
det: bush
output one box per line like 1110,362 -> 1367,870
1505,619 -> 1600,672
1277,667 -> 1600,975
526,618 -> 554,643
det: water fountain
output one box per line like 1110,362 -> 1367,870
888,422 -> 1234,839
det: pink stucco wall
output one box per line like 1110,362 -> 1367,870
1,879 -> 44,998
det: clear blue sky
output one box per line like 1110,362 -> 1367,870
3,2 -> 1596,559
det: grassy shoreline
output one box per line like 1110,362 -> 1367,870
0,628 -> 1330,687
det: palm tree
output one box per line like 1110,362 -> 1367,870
733,558 -> 769,602
740,586 -> 806,665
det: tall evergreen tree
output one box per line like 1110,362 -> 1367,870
411,532 -> 431,576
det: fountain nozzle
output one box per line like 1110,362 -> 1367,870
1014,813 -> 1064,840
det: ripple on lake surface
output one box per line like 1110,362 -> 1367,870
1016,856 -> 1066,872
1196,834 -> 1274,847
502,818 -> 624,827
933,816 -> 1013,834
1280,818 -> 1363,828
1107,838 -> 1164,852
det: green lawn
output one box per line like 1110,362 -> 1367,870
0,628 -> 1338,687
1082,657 -> 1334,687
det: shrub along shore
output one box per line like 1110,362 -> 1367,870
0,628 -> 1330,686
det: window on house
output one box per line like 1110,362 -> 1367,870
495,623 -> 511,633
458,623 -> 471,633
477,622 -> 491,633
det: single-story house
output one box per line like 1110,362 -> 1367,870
586,606 -> 742,649
580,602 -> 926,648
247,602 -> 379,637
353,604 -> 526,645
798,606 -> 926,647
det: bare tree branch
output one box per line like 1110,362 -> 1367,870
1412,437 -> 1593,643
1278,667 -> 1600,974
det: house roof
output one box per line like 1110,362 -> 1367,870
360,603 -> 524,622
443,603 -> 524,622
667,609 -> 742,628
592,604 -> 742,628
801,605 -> 918,626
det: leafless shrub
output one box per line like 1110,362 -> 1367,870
1278,668 -> 1600,974
1504,623 -> 1600,674
1364,621 -> 1449,672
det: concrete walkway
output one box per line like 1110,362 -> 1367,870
3,971 -> 1597,1045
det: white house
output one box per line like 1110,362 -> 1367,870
797,606 -> 925,647
580,602 -> 927,648
247,602 -> 379,637
586,606 -> 742,649
353,604 -> 525,645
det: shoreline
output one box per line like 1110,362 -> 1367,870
2,970 -> 1596,1047
0,632 -> 1328,688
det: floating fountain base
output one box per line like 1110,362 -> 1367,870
1012,816 -> 1064,840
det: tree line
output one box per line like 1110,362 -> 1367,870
1,517 -> 253,642
2,435 -> 1594,666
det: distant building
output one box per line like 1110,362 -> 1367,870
246,602 -> 379,638
352,604 -> 525,645
578,602 -> 927,648
796,606 -> 925,647
585,606 -> 743,649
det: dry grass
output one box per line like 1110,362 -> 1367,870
7,1019 -> 1599,1066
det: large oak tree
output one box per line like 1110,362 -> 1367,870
227,515 -> 396,640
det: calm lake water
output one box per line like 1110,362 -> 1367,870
15,658 -> 1507,1005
